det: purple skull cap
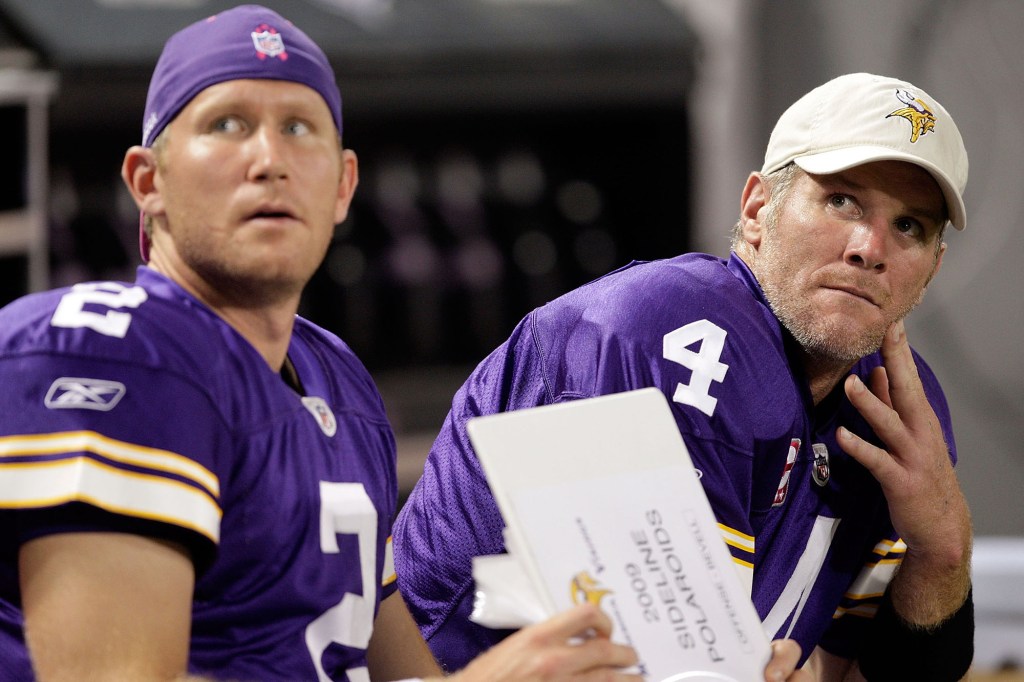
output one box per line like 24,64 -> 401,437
140,4 -> 342,148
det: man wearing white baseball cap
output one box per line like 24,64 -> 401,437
396,72 -> 975,680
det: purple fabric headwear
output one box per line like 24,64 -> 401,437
138,4 -> 342,260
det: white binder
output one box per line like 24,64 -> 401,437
467,388 -> 771,682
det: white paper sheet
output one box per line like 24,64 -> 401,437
467,388 -> 771,682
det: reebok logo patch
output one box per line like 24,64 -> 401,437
44,378 -> 126,412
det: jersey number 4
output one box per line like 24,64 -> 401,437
663,320 -> 729,417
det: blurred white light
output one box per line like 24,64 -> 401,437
556,180 -> 603,224
495,150 -> 545,206
455,236 -> 504,289
389,234 -> 439,285
436,150 -> 485,208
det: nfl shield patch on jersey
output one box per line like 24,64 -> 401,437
301,396 -> 337,437
812,442 -> 830,487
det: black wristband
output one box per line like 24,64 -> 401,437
858,587 -> 974,681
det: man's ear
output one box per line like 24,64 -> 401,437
926,241 -> 946,287
333,149 -> 360,225
121,146 -> 164,217
739,172 -> 768,248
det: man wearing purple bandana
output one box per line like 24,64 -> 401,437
0,5 -> 666,681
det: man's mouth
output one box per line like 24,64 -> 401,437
825,284 -> 878,306
247,206 -> 296,221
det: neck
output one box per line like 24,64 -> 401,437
734,247 -> 856,405
212,303 -> 296,371
148,258 -> 298,371
801,351 -> 855,405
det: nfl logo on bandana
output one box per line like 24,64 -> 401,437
811,442 -> 830,487
251,24 -> 287,60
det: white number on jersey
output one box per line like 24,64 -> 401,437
761,515 -> 840,639
51,282 -> 149,339
305,481 -> 378,682
663,320 -> 729,417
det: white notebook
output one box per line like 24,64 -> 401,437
467,388 -> 771,682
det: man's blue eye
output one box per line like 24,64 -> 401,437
213,118 -> 242,132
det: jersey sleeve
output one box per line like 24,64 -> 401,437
815,529 -> 904,659
0,348 -> 229,570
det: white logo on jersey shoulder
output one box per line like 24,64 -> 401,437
302,396 -> 337,437
50,282 -> 148,339
45,377 -> 127,411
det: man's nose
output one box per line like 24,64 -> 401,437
246,127 -> 289,182
843,220 -> 889,272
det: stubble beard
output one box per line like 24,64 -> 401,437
756,241 -> 925,367
177,230 -> 313,310
753,219 -> 903,366
761,273 -> 889,364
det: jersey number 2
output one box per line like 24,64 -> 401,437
50,282 -> 148,338
305,482 -> 378,682
663,320 -> 729,417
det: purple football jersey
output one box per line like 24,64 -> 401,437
0,267 -> 399,681
394,252 -> 957,669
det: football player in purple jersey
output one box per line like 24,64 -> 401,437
0,5 -> 682,681
395,73 -> 974,680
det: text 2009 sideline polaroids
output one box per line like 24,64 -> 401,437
467,388 -> 771,682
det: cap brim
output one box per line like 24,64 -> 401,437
794,146 -> 966,231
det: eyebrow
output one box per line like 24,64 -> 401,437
816,170 -> 948,226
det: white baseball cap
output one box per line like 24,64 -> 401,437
762,72 -> 968,230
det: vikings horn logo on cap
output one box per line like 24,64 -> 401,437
887,89 -> 937,144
